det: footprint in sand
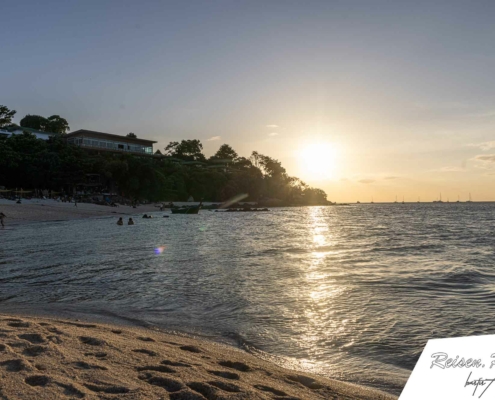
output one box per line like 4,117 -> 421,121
286,375 -> 324,390
25,375 -> 50,387
208,370 -> 240,380
22,345 -> 48,357
79,336 -> 106,346
136,365 -> 176,373
139,374 -> 184,392
137,336 -> 155,342
208,380 -> 242,393
218,360 -> 251,372
84,352 -> 107,358
55,382 -> 85,399
46,327 -> 64,335
7,321 -> 30,328
1,359 -> 31,372
161,360 -> 191,367
73,361 -> 108,370
132,349 -> 158,356
47,335 -> 62,344
254,384 -> 288,396
84,383 -> 130,394
18,333 -> 45,344
180,345 -> 201,353
187,382 -> 217,398
169,390 -> 206,400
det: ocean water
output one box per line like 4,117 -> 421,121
2,203 -> 495,395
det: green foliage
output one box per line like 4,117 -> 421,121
0,135 -> 329,205
165,139 -> 206,161
210,144 -> 238,160
20,114 -> 70,134
127,132 -> 137,138
0,105 -> 16,128
46,115 -> 70,134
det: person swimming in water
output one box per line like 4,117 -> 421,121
117,217 -> 123,225
0,212 -> 5,227
128,218 -> 134,225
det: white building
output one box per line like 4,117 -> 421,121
2,126 -> 55,140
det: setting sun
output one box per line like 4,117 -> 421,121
299,142 -> 338,181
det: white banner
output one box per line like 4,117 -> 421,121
400,335 -> 495,399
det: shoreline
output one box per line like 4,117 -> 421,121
0,199 -> 163,226
0,312 -> 397,399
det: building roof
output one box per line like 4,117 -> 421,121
66,129 -> 157,146
7,125 -> 57,136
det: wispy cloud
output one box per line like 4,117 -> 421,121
474,154 -> 495,163
207,136 -> 221,141
266,124 -> 279,128
268,132 -> 278,137
359,179 -> 375,184
439,166 -> 465,172
469,141 -> 495,151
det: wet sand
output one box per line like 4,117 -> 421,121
0,314 -> 396,399
0,199 -> 161,226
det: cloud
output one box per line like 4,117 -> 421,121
439,166 -> 465,172
469,141 -> 495,151
266,124 -> 279,128
474,154 -> 495,163
384,176 -> 398,180
358,179 -> 375,184
207,136 -> 221,141
268,132 -> 278,137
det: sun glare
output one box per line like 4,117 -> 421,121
299,142 -> 338,180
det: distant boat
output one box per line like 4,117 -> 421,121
433,193 -> 444,203
394,196 -> 398,204
171,202 -> 202,214
456,195 -> 460,203
371,197 -> 374,204
357,201 -> 361,204
467,193 -> 473,203
402,196 -> 405,204
417,197 -> 420,203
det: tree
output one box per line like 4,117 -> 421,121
20,115 -> 49,131
127,132 -> 137,138
20,114 -> 70,134
47,115 -> 70,134
0,105 -> 16,128
165,139 -> 205,161
210,144 -> 238,161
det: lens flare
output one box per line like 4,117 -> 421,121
220,193 -> 249,209
154,246 -> 165,255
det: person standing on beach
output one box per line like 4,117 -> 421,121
0,212 -> 5,227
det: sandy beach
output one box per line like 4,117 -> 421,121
0,313 -> 396,399
0,199 -> 164,226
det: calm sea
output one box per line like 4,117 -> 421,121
2,204 -> 495,395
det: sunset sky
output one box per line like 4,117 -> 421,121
2,1 -> 495,202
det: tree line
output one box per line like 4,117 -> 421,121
0,105 -> 329,205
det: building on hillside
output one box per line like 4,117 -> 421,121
3,125 -> 56,140
66,129 -> 155,155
